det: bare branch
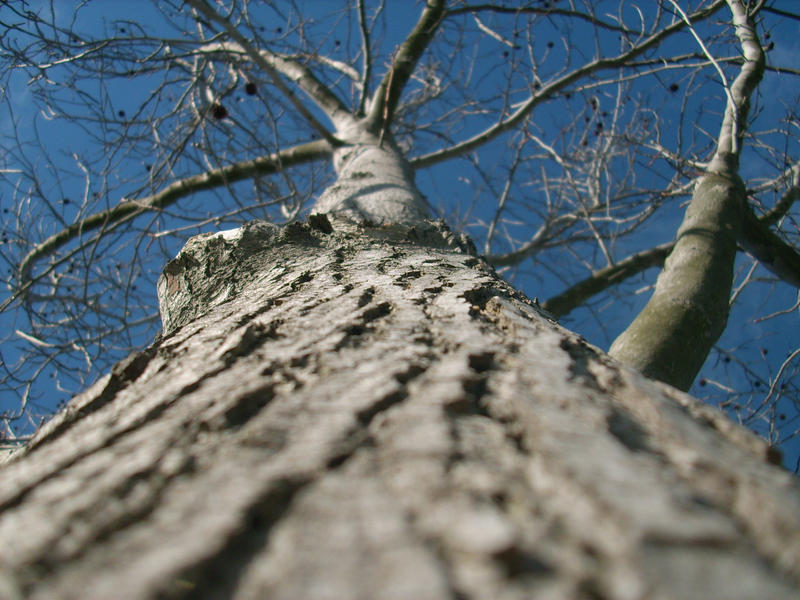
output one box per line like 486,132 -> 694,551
365,0 -> 446,132
759,163 -> 800,227
608,0 -> 767,391
740,207 -> 800,288
194,41 -> 354,128
14,139 -> 331,296
486,214 -> 579,267
762,6 -> 800,22
708,0 -> 766,173
536,196 -> 800,321
446,5 -> 637,35
411,0 -> 728,169
472,15 -> 516,48
666,0 -> 736,126
187,0 -> 343,145
753,348 -> 800,421
356,0 -> 372,116
542,243 -> 673,319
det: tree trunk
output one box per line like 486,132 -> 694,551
610,1 -> 766,392
609,173 -> 745,390
2,216 -> 799,600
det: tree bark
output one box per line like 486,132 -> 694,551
2,216 -> 799,600
609,173 -> 745,390
312,136 -> 429,225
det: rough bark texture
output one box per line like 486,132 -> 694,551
2,217 -> 799,600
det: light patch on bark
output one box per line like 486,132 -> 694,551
312,126 -> 429,224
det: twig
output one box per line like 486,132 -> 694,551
356,0 -> 372,116
411,0 -> 728,169
666,0 -> 737,150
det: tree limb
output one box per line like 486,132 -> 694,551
411,0 -> 728,170
187,0 -> 343,146
15,139 -> 332,293
708,0 -> 765,173
356,0 -> 373,116
486,214 -> 578,267
762,6 -> 800,22
301,53 -> 361,84
537,197 -> 800,321
609,0 -> 765,391
194,42 -> 353,129
740,206 -> 800,288
759,164 -> 800,227
666,0 -> 736,126
542,243 -> 674,319
365,0 -> 446,133
447,4 -> 638,35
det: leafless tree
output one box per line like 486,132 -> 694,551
1,1 -> 798,462
2,2 -> 800,597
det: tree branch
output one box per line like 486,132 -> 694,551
759,163 -> 800,227
537,194 -> 800,321
356,0 -> 373,117
541,243 -> 673,319
740,206 -> 800,288
666,0 -> 736,123
411,0 -> 728,169
301,53 -> 361,84
365,0 -> 446,133
187,0 -> 343,145
608,0 -> 766,391
486,214 -> 578,267
762,6 -> 800,22
194,41 -> 353,129
15,139 -> 332,293
447,4 -> 637,35
708,0 -> 766,173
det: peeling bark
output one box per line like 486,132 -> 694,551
2,218 -> 799,600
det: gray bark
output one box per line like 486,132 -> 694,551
2,216 -> 799,600
312,132 -> 429,225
